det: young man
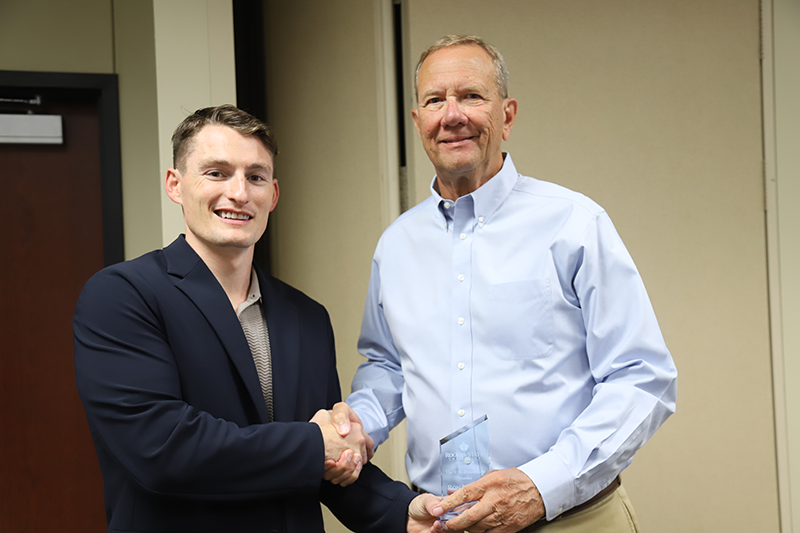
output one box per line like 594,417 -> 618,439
74,105 -> 436,533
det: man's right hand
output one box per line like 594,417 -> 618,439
310,407 -> 370,487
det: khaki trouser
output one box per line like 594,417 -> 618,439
521,484 -> 640,533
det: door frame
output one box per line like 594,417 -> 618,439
0,70 -> 124,266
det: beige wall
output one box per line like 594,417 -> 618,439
766,0 -> 800,529
113,0 -> 163,258
264,0 -> 410,503
0,0 -> 114,74
265,0 -> 388,390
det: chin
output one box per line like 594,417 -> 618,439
440,160 -> 481,175
207,235 -> 258,249
225,239 -> 259,249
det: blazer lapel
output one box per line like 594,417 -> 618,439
163,237 -> 271,423
258,270 -> 300,422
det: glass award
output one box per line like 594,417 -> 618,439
439,414 -> 490,520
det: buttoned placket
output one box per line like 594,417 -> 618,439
447,195 -> 475,429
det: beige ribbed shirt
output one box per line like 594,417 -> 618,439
236,269 -> 273,422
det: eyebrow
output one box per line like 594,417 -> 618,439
419,84 -> 488,101
197,158 -> 273,173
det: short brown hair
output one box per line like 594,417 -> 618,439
171,104 -> 278,171
414,35 -> 509,102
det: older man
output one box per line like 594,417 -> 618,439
346,36 -> 677,532
74,105 -> 437,533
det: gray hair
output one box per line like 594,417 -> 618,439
414,35 -> 509,102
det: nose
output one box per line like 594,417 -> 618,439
442,97 -> 468,127
227,173 -> 248,204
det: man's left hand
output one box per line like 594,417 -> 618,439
434,468 -> 544,533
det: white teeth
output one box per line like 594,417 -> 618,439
217,211 -> 251,220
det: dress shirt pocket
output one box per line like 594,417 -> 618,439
487,279 -> 554,360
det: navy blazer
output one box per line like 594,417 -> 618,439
74,236 -> 414,533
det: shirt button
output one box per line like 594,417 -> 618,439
458,362 -> 465,370
478,216 -> 485,223
460,232 -> 467,240
458,274 -> 465,282
458,317 -> 465,325
458,409 -> 465,417
444,201 -> 451,209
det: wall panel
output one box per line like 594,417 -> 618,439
263,1 -> 406,530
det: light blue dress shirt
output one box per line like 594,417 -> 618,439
347,154 -> 677,520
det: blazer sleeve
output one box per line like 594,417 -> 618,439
73,264 -> 327,500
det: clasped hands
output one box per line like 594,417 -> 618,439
310,402 -> 375,486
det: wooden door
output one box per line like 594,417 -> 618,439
0,74 -> 121,532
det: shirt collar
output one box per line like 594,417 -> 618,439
429,153 -> 519,226
236,268 -> 262,316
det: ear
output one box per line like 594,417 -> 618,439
411,108 -> 423,139
269,179 -> 280,212
501,98 -> 518,141
165,168 -> 183,205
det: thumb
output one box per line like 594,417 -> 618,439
426,493 -> 445,518
409,493 -> 443,520
330,403 -> 353,436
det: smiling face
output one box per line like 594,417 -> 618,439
411,44 -> 517,198
165,124 -> 279,262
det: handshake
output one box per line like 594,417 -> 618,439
310,402 -> 374,487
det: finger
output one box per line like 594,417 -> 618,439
431,521 -> 449,532
407,494 -> 426,520
364,432 -> 375,461
439,482 -> 482,513
330,402 -> 353,436
439,471 -> 502,511
322,449 -> 353,482
339,461 -> 362,486
331,455 -> 363,486
424,493 -> 444,518
407,493 -> 437,524
344,422 -> 369,459
332,448 -> 353,469
441,499 -> 492,532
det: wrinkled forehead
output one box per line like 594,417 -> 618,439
417,45 -> 497,94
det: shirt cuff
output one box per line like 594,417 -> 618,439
347,393 -> 391,448
517,451 -> 575,521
